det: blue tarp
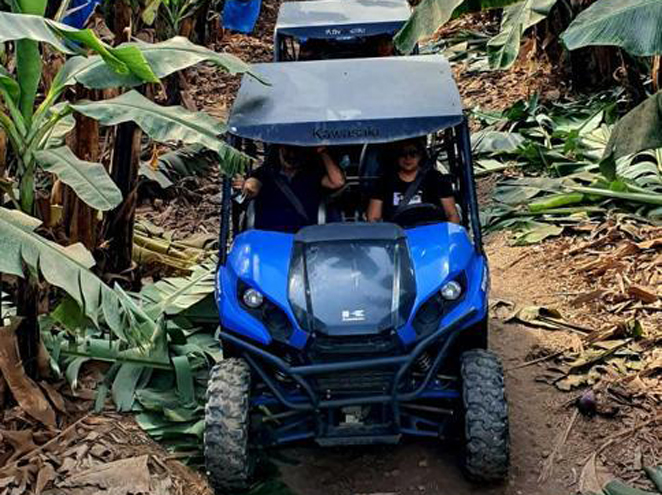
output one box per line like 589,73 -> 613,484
62,0 -> 102,28
223,0 -> 262,34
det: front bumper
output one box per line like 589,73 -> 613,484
219,308 -> 478,413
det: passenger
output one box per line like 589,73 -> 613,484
366,138 -> 461,224
233,145 -> 345,233
371,34 -> 396,57
298,38 -> 329,61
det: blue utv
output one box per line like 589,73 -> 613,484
205,55 -> 509,492
274,0 -> 411,61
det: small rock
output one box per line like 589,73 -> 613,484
542,450 -> 551,458
418,459 -> 428,468
417,486 -> 425,492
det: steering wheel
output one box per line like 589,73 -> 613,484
390,203 -> 446,228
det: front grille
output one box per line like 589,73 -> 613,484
308,332 -> 402,363
316,369 -> 393,394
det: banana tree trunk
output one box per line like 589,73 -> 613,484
16,276 -> 39,378
195,0 -> 211,44
620,50 -> 647,106
180,17 -> 195,39
61,88 -> 100,249
106,122 -> 142,276
104,0 -> 142,278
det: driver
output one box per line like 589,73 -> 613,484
233,145 -> 345,233
366,137 -> 461,224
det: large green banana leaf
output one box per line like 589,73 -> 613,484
0,11 -> 157,82
44,113 -> 75,148
0,207 -> 108,329
487,0 -> 558,70
604,92 -> 662,161
56,36 -> 259,91
140,262 -> 216,319
562,0 -> 662,56
394,0 -> 465,54
70,90 -> 250,173
34,146 -> 122,211
0,207 -> 153,343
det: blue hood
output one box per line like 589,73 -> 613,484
217,223 -> 486,349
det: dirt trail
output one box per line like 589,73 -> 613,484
273,235 -> 583,495
198,4 -> 615,494
143,3 -> 656,494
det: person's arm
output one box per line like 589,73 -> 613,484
367,199 -> 383,222
234,169 -> 263,199
435,173 -> 460,224
317,147 -> 345,190
243,177 -> 262,199
441,197 -> 461,224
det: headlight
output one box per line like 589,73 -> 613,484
440,280 -> 462,301
242,288 -> 264,308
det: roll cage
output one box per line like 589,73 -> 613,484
274,0 -> 411,61
219,55 -> 483,263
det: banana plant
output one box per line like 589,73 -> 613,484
561,0 -> 662,57
0,14 -> 252,214
142,0 -> 206,39
486,0 -> 558,70
394,0 -> 528,55
560,0 -> 662,181
0,8 -> 255,361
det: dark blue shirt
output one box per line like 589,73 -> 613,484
250,162 -> 325,233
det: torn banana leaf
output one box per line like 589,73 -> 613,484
513,222 -> 564,244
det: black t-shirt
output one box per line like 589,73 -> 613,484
250,162 -> 325,233
372,168 -> 454,221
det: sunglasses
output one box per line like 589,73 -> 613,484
398,148 -> 421,158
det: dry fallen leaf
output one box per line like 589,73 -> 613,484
636,237 -> 662,250
0,320 -> 56,427
0,430 -> 38,463
627,285 -> 659,304
59,455 -> 152,494
35,463 -> 56,495
579,452 -> 613,493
